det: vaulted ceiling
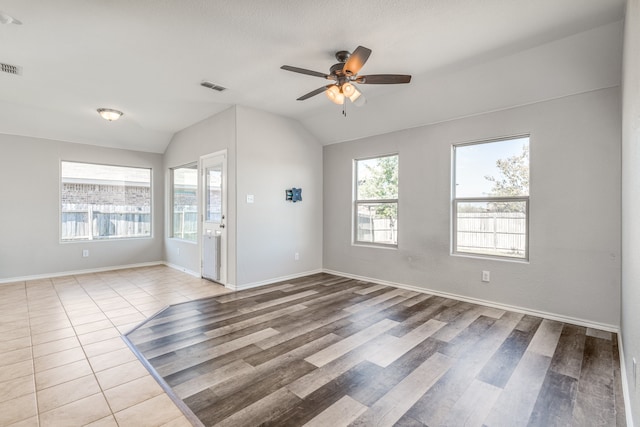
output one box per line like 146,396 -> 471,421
0,0 -> 625,153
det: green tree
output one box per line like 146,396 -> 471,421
485,145 -> 529,197
483,144 -> 529,213
359,155 -> 398,201
358,155 -> 398,242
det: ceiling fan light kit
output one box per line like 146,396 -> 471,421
281,45 -> 411,112
326,84 -> 345,105
342,82 -> 356,97
348,88 -> 365,106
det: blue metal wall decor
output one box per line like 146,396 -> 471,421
285,187 -> 302,202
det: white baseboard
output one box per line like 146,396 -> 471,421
323,268 -> 620,333
618,334 -> 635,427
227,269 -> 324,291
1,262 -> 620,334
1,261 -> 631,424
0,261 -> 165,284
163,262 -> 200,278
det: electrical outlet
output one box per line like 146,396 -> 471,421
295,252 -> 299,261
82,249 -> 89,257
482,271 -> 490,282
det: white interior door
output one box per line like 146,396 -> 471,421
201,152 -> 227,284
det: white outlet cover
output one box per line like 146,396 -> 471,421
246,194 -> 254,203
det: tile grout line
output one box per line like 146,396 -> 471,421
70,274 -> 122,424
75,270 -> 209,425
24,278 -> 41,427
70,272 -> 168,425
40,273 -> 120,425
1,268 -> 201,426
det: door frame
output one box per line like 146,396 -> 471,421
200,150 -> 228,285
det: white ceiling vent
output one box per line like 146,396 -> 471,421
0,63 -> 21,75
200,81 -> 227,92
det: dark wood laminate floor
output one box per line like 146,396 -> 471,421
125,273 -> 626,427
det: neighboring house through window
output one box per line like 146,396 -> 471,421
354,154 -> 399,247
452,136 -> 530,260
61,161 -> 152,241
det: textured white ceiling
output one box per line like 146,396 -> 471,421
0,0 -> 625,153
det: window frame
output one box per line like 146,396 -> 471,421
353,153 -> 399,248
60,160 -> 153,242
170,162 -> 198,243
451,135 -> 530,261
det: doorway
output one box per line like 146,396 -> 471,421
200,151 -> 227,284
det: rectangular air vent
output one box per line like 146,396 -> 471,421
200,81 -> 227,92
0,63 -> 21,75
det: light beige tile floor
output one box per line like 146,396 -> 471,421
0,265 -> 230,427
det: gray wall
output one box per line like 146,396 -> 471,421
0,133 -> 164,280
324,87 -> 621,328
621,0 -> 640,422
163,106 -> 323,289
163,106 -> 237,284
236,106 -> 323,287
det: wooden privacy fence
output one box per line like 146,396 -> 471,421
62,205 -> 150,240
357,213 -> 396,244
457,212 -> 526,256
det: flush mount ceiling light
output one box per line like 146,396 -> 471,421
0,12 -> 22,25
97,108 -> 123,121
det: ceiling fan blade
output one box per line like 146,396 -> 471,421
281,65 -> 330,79
343,46 -> 372,76
356,74 -> 412,84
297,86 -> 329,101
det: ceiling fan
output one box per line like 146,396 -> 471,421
281,46 -> 411,107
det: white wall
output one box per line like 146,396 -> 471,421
324,87 -> 621,328
235,106 -> 323,287
163,106 -> 237,284
0,133 -> 164,281
621,0 -> 640,422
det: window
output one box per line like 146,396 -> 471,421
171,164 -> 198,242
354,154 -> 399,246
453,136 -> 529,259
61,161 -> 151,241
